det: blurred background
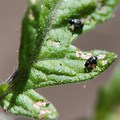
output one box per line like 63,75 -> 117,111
0,0 -> 120,120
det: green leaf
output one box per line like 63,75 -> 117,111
0,89 -> 58,120
19,0 -> 59,71
0,0 -> 119,119
12,0 -> 118,91
92,63 -> 120,120
12,49 -> 117,91
19,0 -> 119,69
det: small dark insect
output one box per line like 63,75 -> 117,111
3,108 -> 7,112
60,63 -> 62,66
85,56 -> 98,69
46,102 -> 50,106
68,19 -> 84,30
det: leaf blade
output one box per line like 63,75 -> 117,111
1,89 -> 58,120
13,49 -> 117,90
0,0 -> 119,119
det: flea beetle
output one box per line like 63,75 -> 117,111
68,19 -> 84,31
85,56 -> 98,69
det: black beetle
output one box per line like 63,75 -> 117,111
68,19 -> 84,30
85,56 -> 98,69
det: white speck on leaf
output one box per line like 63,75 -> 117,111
81,53 -> 92,59
76,51 -> 81,57
33,101 -> 48,109
76,51 -> 92,59
97,54 -> 106,59
53,42 -> 60,47
29,10 -> 34,20
102,60 -> 108,66
38,109 -> 51,119
41,4 -> 44,8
